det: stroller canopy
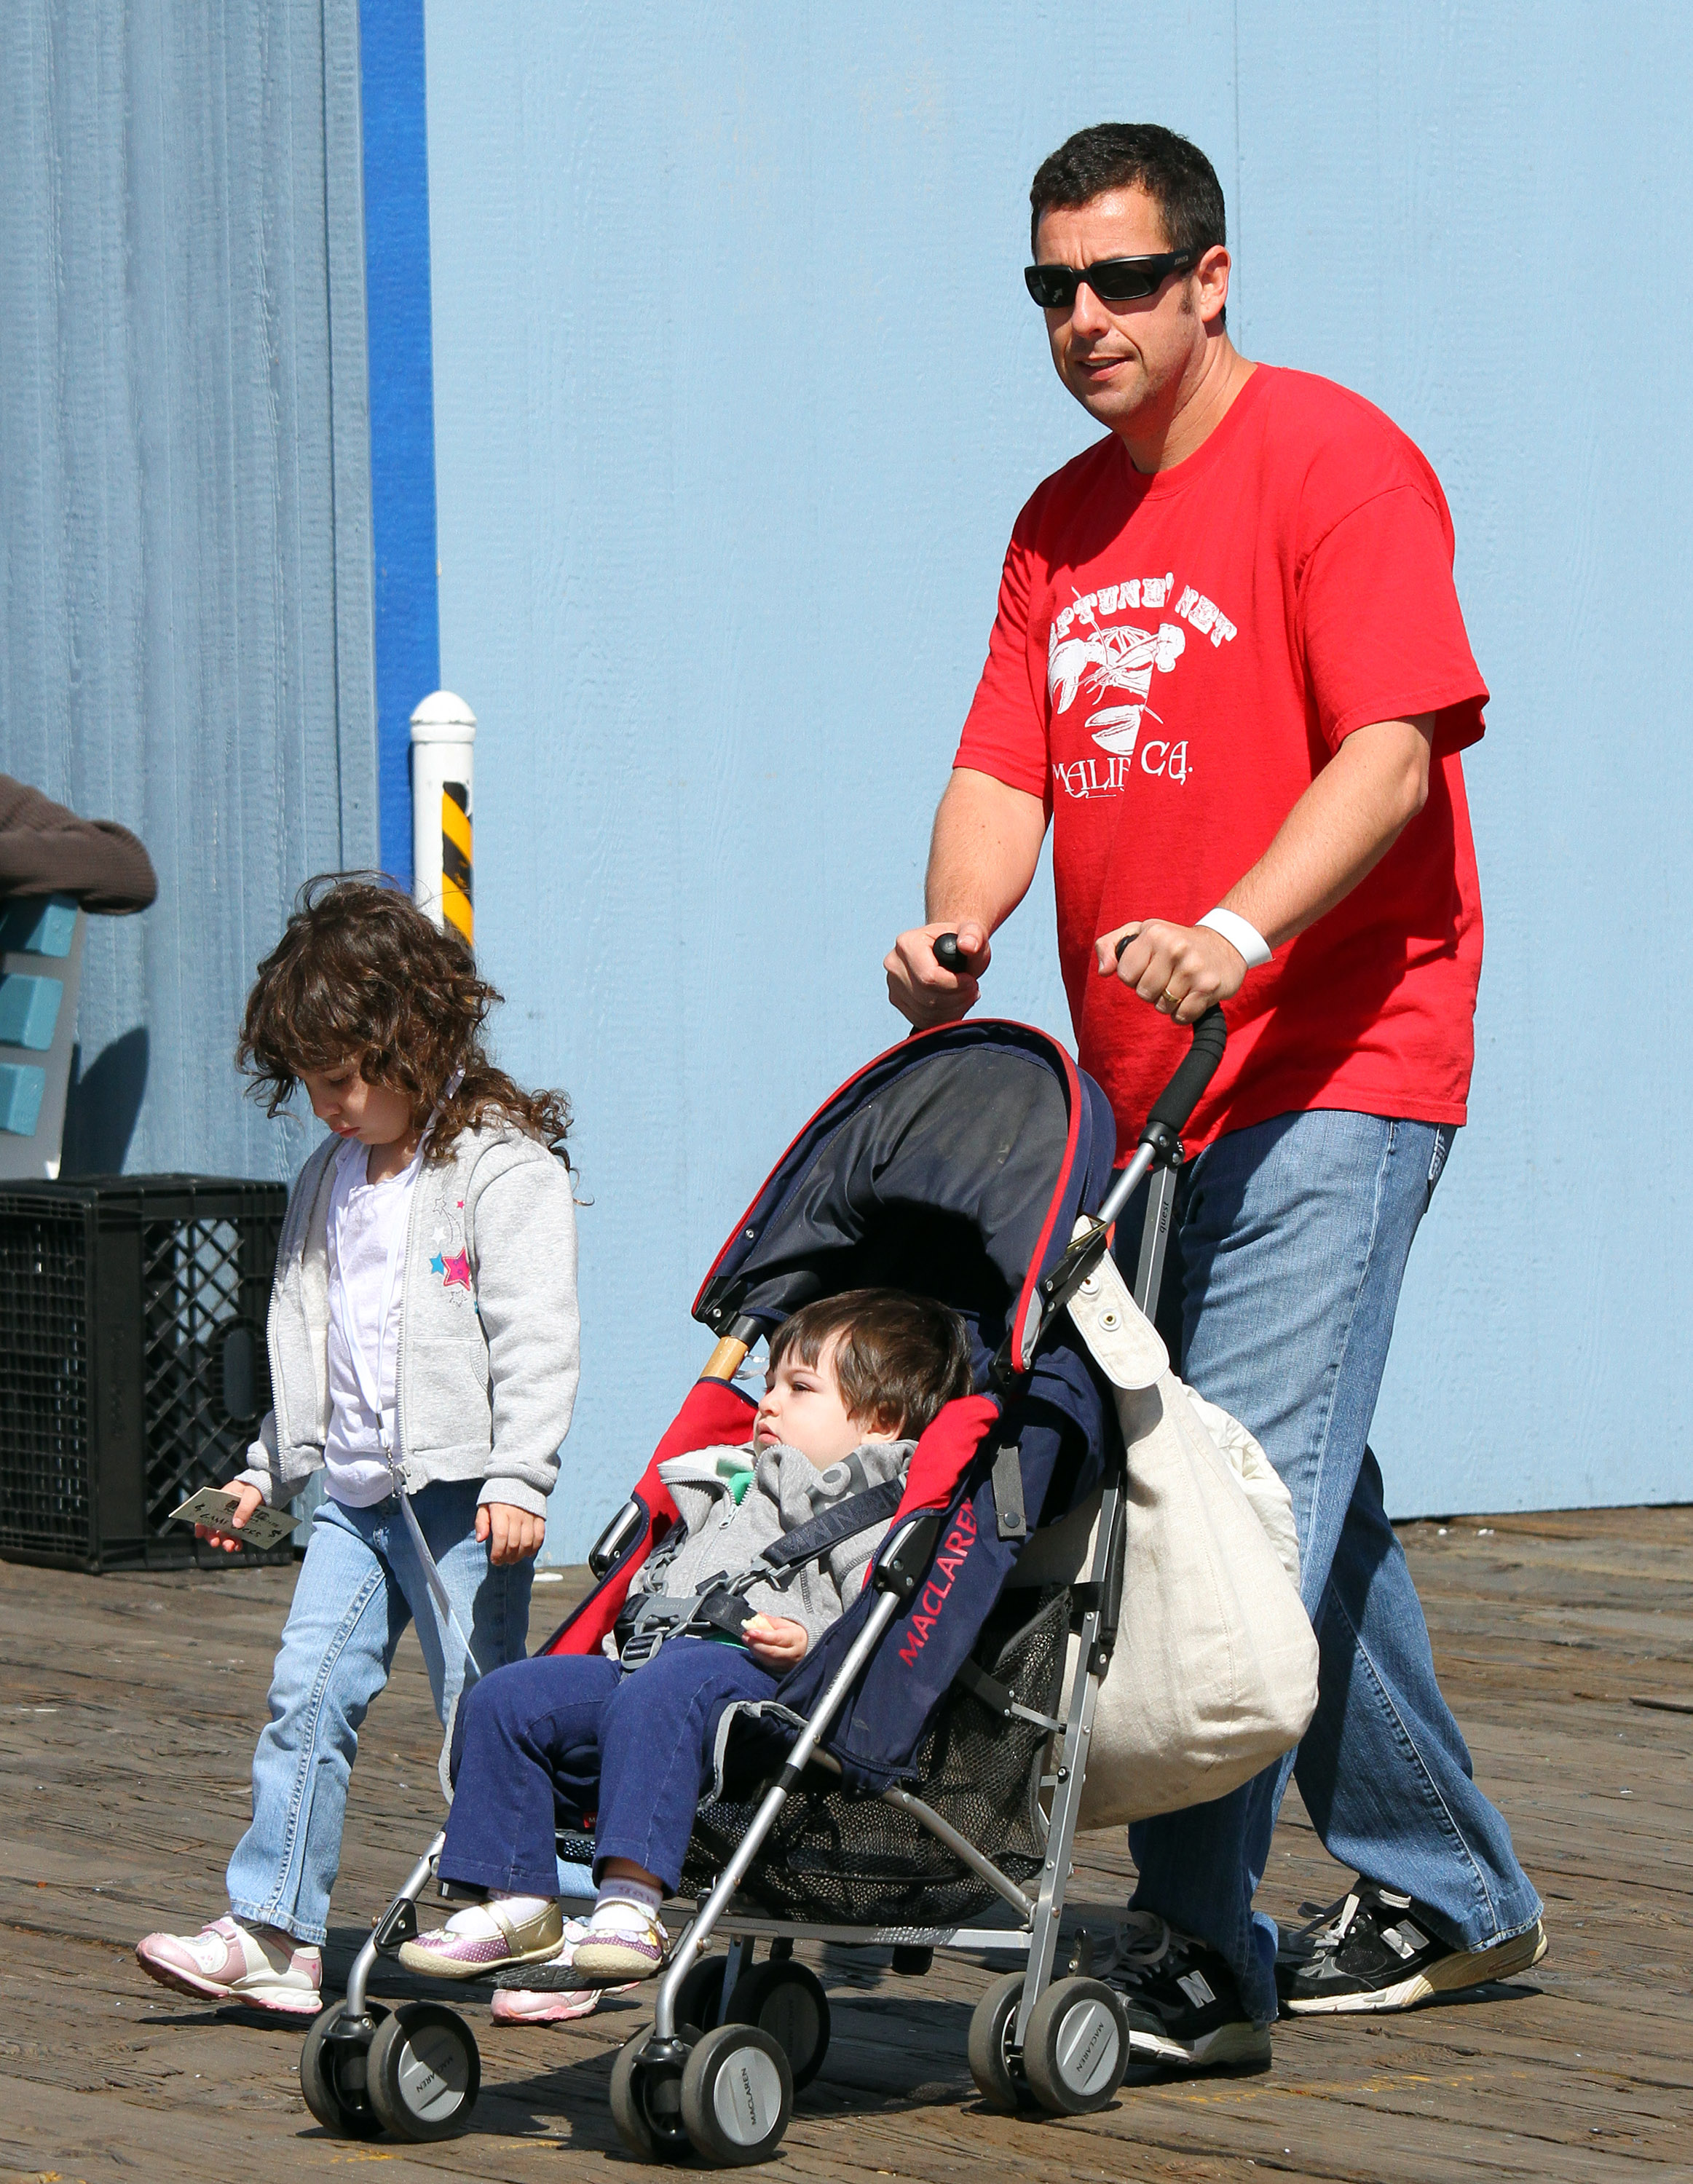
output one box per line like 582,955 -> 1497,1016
695,1019 -> 1118,1376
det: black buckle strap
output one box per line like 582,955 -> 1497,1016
756,1476 -> 906,1572
952,1652 -> 1065,1736
952,1653 -> 1017,1720
990,1442 -> 1027,1538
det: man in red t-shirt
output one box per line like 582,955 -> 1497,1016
885,124 -> 1543,2066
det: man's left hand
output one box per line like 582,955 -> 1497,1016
477,1500 -> 547,1564
1095,919 -> 1247,1024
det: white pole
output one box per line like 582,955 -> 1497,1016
410,690 -> 476,942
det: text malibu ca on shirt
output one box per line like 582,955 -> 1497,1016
1047,571 -> 1236,800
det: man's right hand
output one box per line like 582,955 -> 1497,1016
197,1480 -> 264,1552
884,919 -> 992,1029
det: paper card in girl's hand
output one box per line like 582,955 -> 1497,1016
170,1486 -> 299,1552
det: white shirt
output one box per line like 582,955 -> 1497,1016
323,1135 -> 425,1507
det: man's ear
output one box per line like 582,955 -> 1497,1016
1193,243 -> 1231,327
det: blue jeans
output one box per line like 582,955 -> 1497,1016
1118,1111 -> 1542,2024
226,1481 -> 532,1944
440,1637 -> 779,1897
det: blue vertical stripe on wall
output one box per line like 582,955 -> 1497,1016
359,0 -> 441,885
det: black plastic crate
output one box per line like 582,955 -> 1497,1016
0,1175 -> 291,1572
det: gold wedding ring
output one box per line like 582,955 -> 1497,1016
1161,989 -> 1181,1010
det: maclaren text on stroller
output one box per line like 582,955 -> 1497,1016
299,1007 -> 1233,2157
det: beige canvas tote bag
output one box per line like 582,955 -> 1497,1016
1057,1237 -> 1319,1826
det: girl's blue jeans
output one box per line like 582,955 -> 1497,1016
1118,1110 -> 1542,2024
226,1480 -> 532,1945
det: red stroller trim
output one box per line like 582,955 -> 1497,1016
540,1376 -> 757,1658
886,1393 -> 1001,1522
1006,1044 -> 1083,1372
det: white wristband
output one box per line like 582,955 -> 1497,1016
1197,906 -> 1272,969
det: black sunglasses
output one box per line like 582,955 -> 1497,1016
1024,250 -> 1196,309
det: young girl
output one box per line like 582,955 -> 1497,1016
398,1289 -> 971,1992
136,876 -> 580,2017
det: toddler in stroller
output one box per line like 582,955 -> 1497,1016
300,1009 -> 1303,2161
398,1287 -> 972,1987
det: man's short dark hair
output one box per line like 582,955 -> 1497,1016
1030,122 -> 1226,263
771,1287 -> 974,1441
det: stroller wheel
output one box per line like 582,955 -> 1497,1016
966,1970 -> 1030,2113
611,2026 -> 696,2161
300,1998 -> 390,2138
725,1959 -> 831,2090
1022,1977 -> 1130,2116
674,1951 -> 734,2033
680,2022 -> 794,2165
366,2001 -> 480,2140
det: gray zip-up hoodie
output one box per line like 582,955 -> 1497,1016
631,1436 -> 915,1650
233,1121 -> 579,1519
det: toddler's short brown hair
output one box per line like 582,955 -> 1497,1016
770,1288 -> 973,1441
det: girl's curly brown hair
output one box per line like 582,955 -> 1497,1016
237,875 -> 571,1164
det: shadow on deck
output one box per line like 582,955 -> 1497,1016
1,1506 -> 1688,2182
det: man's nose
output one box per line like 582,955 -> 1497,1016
1068,278 -> 1116,338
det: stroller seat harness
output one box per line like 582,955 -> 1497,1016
615,1473 -> 906,1669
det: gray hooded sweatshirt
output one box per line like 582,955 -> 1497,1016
233,1121 -> 579,1519
631,1436 -> 915,1650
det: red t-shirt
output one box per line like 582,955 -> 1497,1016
955,365 -> 1487,1155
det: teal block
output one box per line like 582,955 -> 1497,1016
0,897 -> 76,957
0,973 -> 63,1051
0,1063 -> 46,1136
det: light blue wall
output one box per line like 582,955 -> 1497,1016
0,0 -> 377,1184
422,1 -> 1692,1555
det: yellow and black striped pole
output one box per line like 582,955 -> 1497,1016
440,779 -> 473,943
409,691 -> 477,943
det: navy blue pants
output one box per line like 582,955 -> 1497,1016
440,1637 -> 778,1897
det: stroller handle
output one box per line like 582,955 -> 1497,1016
1143,1002 -> 1228,1141
1094,1006 -> 1228,1230
933,931 -> 969,973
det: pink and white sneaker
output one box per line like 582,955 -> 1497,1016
135,1915 -> 322,2017
489,1918 -> 632,2023
491,1981 -> 605,2025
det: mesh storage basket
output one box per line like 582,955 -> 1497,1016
0,1176 -> 288,1572
678,1585 -> 1072,1926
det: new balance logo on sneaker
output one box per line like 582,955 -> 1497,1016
1100,1911 -> 1271,2072
1276,1878 -> 1548,2015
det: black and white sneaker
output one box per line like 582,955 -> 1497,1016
1276,1881 -> 1548,2015
1097,1911 -> 1271,2070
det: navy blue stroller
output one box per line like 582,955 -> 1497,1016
301,1006 -> 1226,2159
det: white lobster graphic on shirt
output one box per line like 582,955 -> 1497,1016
1048,614 -> 1186,756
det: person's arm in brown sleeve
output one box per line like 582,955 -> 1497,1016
0,774 -> 157,913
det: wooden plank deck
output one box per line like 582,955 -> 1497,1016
1,1506 -> 1689,2183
